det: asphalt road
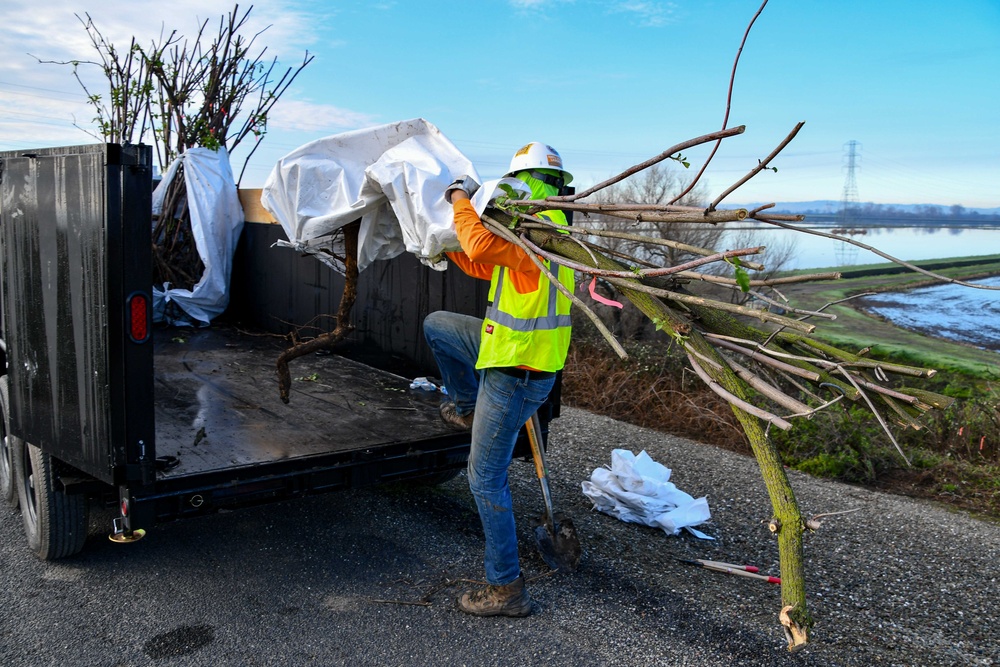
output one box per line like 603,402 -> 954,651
1,407 -> 997,666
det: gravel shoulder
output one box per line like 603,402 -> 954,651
1,406 -> 997,666
544,407 -> 999,666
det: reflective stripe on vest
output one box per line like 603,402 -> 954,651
485,263 -> 573,332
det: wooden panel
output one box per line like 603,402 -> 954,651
237,188 -> 278,224
228,222 -> 490,374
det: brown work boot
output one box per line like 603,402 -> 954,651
457,575 -> 532,617
439,402 -> 474,430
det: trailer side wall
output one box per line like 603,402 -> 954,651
0,144 -> 154,484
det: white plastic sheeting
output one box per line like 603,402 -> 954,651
582,449 -> 713,539
260,118 -> 530,273
152,147 -> 245,326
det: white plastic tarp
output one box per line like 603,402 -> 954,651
260,118 -> 529,273
582,449 -> 713,539
152,147 -> 245,326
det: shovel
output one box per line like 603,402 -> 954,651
525,413 -> 581,572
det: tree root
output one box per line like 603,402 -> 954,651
276,222 -> 359,404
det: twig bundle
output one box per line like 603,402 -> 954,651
42,6 -> 313,291
477,117 -> 963,649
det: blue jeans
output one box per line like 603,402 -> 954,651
423,311 -> 556,585
422,312 -> 482,416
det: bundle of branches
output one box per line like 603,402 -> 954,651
151,164 -> 203,289
144,5 -> 314,175
42,6 -> 313,291
144,5 -> 312,289
473,122 -> 992,650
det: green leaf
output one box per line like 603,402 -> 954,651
670,152 -> 690,168
498,183 -> 517,199
735,265 -> 751,293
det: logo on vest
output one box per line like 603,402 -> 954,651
485,324 -> 494,335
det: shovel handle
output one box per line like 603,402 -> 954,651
525,414 -> 556,527
525,414 -> 546,480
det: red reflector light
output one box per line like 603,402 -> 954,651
120,499 -> 129,517
128,293 -> 149,342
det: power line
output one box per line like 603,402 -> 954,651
0,80 -> 82,100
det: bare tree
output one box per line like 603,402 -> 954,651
715,223 -> 798,305
588,163 -> 720,267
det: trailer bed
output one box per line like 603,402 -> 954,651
153,326 -> 460,479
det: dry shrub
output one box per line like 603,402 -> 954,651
561,318 -> 1000,519
561,339 -> 746,451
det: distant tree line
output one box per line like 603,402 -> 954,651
804,202 -> 999,223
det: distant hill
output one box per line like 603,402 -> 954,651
730,200 -> 1000,216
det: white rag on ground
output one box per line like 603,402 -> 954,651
582,449 -> 713,539
260,118 -> 529,274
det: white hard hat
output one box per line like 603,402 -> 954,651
504,142 -> 573,185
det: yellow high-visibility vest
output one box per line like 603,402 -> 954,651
476,199 -> 574,372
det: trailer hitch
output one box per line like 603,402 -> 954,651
109,488 -> 147,544
109,517 -> 146,544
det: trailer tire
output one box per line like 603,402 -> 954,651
13,440 -> 88,559
0,375 -> 18,507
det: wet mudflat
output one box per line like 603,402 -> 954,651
856,275 -> 1000,351
1,407 -> 997,666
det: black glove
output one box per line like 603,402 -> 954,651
445,175 -> 481,203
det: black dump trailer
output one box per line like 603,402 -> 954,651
0,143 -> 558,559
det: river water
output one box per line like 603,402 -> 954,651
716,224 -> 1000,350
718,223 -> 1000,272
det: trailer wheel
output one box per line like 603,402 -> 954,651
0,375 -> 18,507
13,440 -> 88,559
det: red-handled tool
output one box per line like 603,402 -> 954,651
676,558 -> 781,585
698,559 -> 760,574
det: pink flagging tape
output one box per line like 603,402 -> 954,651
589,276 -> 624,309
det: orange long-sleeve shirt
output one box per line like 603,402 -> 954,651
445,198 -> 542,294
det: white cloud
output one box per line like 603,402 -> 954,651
0,84 -> 97,149
1,0 -> 322,62
505,0 -> 677,26
266,99 -> 376,133
614,1 -> 678,28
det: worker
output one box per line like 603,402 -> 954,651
422,142 -> 575,617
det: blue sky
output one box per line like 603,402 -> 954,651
1,0 -> 998,208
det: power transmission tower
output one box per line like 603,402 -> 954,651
836,140 -> 862,264
840,140 -> 861,223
